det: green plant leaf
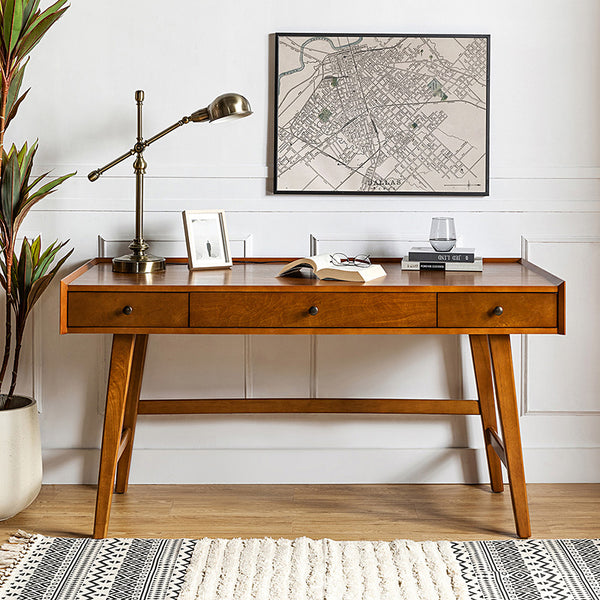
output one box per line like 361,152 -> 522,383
35,238 -> 65,277
0,150 -> 21,226
31,0 -> 67,24
12,170 -> 75,232
14,5 -> 66,60
17,140 -> 37,191
3,0 -> 24,54
23,169 -> 47,194
5,88 -> 30,129
16,236 -> 33,294
30,233 -> 40,262
22,244 -> 72,317
6,58 -> 27,115
16,139 -> 27,166
19,0 -> 66,38
22,0 -> 41,29
28,170 -> 74,198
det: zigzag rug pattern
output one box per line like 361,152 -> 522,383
1,532 -> 599,599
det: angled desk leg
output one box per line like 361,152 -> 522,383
469,335 -> 504,493
93,334 -> 136,539
489,334 -> 531,539
115,334 -> 149,494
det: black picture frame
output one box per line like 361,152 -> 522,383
274,33 -> 490,196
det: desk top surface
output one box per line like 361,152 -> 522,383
62,258 -> 564,293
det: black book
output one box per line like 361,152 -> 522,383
407,246 -> 475,263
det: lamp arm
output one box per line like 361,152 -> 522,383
144,117 -> 189,147
87,113 -> 204,182
88,147 -> 136,181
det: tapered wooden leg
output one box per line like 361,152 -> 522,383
94,334 -> 136,539
469,335 -> 504,492
489,334 -> 531,538
115,334 -> 148,494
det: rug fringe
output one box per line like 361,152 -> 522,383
0,530 -> 37,584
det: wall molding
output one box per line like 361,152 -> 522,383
42,446 -> 600,485
32,165 -> 600,181
521,234 -> 600,416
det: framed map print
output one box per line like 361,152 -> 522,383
274,33 -> 490,195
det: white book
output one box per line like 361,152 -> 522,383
278,254 -> 387,282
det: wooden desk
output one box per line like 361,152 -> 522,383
60,258 -> 565,539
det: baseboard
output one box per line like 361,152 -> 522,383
41,447 -> 600,484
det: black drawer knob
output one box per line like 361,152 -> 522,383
493,306 -> 503,316
308,306 -> 319,316
122,305 -> 133,315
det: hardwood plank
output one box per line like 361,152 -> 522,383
1,484 -> 598,542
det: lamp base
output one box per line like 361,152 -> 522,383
112,253 -> 166,273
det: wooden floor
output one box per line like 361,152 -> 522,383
1,484 -> 599,543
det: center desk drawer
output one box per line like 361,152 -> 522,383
190,292 -> 436,328
68,292 -> 188,328
438,292 -> 557,328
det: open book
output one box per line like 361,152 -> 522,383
278,254 -> 386,282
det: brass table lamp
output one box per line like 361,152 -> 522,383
88,91 -> 252,273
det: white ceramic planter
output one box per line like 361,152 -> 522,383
0,396 -> 42,520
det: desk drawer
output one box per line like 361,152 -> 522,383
68,292 -> 188,328
438,292 -> 557,328
190,292 -> 436,328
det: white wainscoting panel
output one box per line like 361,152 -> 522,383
522,236 -> 600,414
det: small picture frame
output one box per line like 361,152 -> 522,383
182,210 -> 232,270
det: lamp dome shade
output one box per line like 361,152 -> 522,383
189,93 -> 252,123
207,93 -> 252,121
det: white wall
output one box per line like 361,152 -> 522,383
8,0 -> 600,484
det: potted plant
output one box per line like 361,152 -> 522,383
0,0 -> 74,520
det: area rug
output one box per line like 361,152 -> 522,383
1,531 -> 599,599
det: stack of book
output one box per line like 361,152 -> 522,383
402,247 -> 483,271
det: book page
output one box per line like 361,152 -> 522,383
310,254 -> 336,272
278,254 -> 329,276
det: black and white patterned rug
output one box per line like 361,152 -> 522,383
1,531 -> 599,599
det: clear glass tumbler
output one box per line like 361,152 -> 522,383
429,217 -> 456,252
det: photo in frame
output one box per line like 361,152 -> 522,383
182,210 -> 232,270
274,33 -> 490,196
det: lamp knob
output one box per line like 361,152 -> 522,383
493,306 -> 503,316
308,306 -> 319,316
122,305 -> 133,315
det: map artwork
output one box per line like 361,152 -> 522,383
275,34 -> 489,195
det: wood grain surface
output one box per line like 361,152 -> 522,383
438,292 -> 558,328
64,259 -> 563,293
2,484 -> 598,542
190,292 -> 437,328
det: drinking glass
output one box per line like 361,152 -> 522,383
429,217 -> 456,252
